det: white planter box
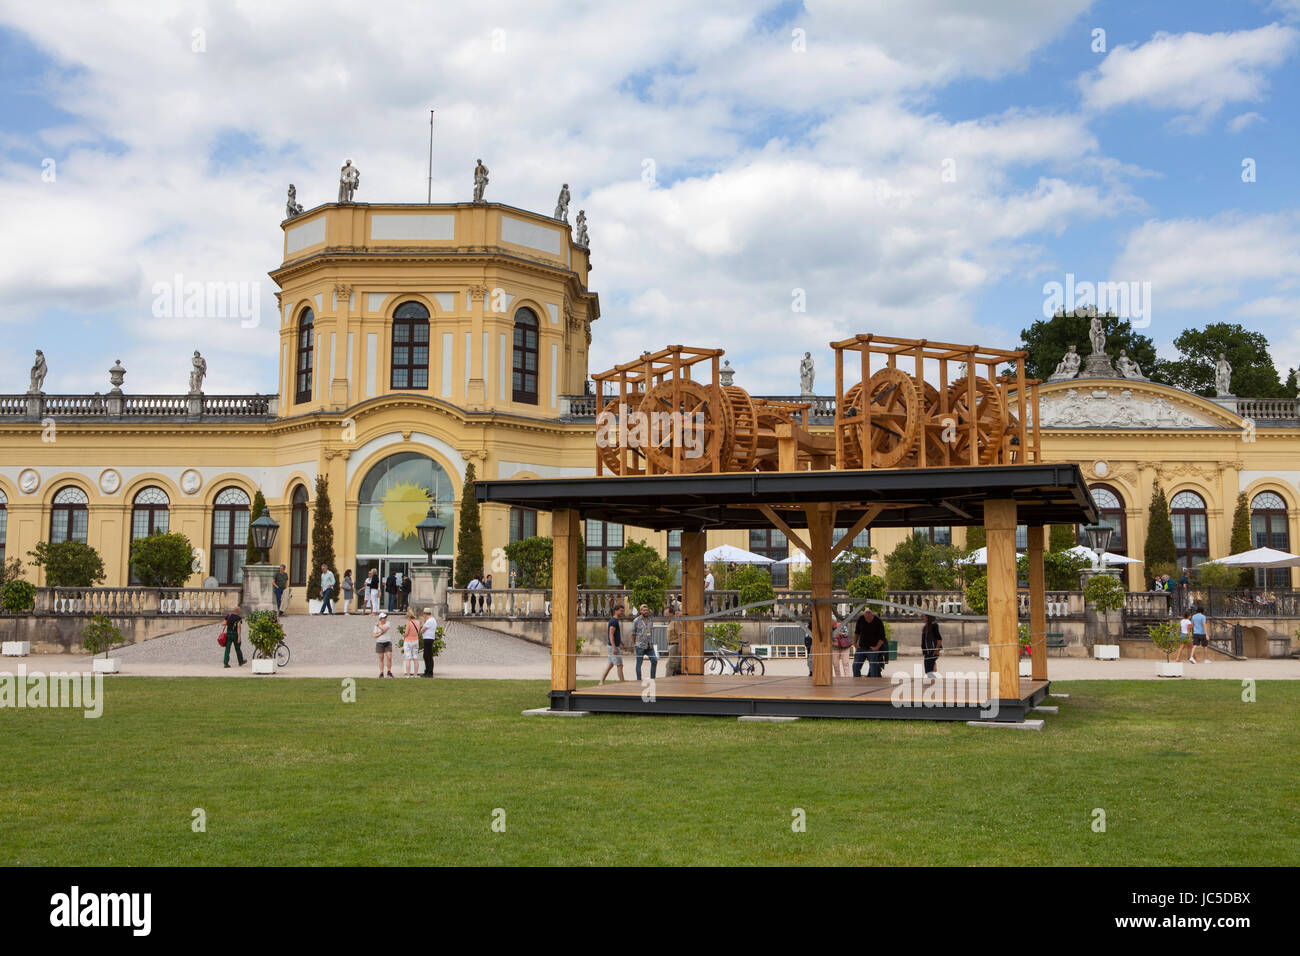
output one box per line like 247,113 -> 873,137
1019,660 -> 1033,677
309,599 -> 322,614
1093,645 -> 1120,660
92,658 -> 120,674
978,644 -> 990,660
1158,662 -> 1184,678
251,659 -> 277,675
2,641 -> 30,656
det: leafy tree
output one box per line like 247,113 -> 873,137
245,609 -> 285,658
1143,485 -> 1178,579
612,540 -> 671,590
1019,550 -> 1091,590
454,463 -> 483,588
81,615 -> 122,659
1286,368 -> 1298,397
130,531 -> 196,587
1019,309 -> 1162,384
244,490 -> 267,565
0,579 -> 36,612
732,565 -> 775,610
0,557 -> 24,586
707,561 -> 733,590
504,536 -> 553,589
832,545 -> 877,588
28,540 -> 106,588
790,566 -> 812,590
630,574 -> 668,614
1196,561 -> 1243,589
1049,524 -> 1078,552
1228,492 -> 1254,587
306,475 -> 335,600
585,564 -> 609,588
964,576 -> 988,615
1161,322 -> 1287,397
1083,574 -> 1125,613
847,573 -> 886,612
965,526 -> 986,551
883,533 -> 960,590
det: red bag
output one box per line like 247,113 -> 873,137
218,629 -> 227,648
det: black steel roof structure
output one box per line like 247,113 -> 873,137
477,464 -> 1099,531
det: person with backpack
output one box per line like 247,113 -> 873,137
401,607 -> 422,677
921,613 -> 942,682
831,616 -> 853,676
221,605 -> 245,668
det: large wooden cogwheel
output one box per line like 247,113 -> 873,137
720,386 -> 759,471
639,379 -> 728,473
846,367 -> 921,468
946,377 -> 1005,465
596,394 -> 646,475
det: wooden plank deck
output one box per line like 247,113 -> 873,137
561,674 -> 1050,722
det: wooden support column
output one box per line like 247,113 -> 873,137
681,529 -> 707,674
1028,524 -> 1048,681
985,499 -> 1021,704
805,505 -> 834,686
550,508 -> 580,693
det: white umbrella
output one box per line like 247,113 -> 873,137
704,544 -> 774,564
1063,545 -> 1141,566
956,546 -> 1024,566
778,550 -> 859,565
1202,547 -> 1300,568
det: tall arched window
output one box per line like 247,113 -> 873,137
1090,485 -> 1126,556
294,307 -> 315,404
290,485 -> 310,586
51,486 -> 89,544
1170,490 -> 1208,570
211,487 -> 251,585
390,301 -> 430,390
512,308 -> 539,404
130,487 -> 171,584
1251,491 -> 1291,589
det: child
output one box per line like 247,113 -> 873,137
1172,611 -> 1194,662
402,608 -> 422,677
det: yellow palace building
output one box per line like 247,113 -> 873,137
1,188 -> 1297,593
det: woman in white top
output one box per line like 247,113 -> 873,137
374,611 -> 393,678
1172,611 -> 1194,663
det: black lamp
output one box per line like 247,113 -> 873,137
1083,522 -> 1113,567
249,511 -> 280,564
415,504 -> 446,564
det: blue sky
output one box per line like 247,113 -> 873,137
1,0 -> 1297,396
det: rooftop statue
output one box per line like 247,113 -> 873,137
473,159 -> 489,203
337,160 -> 360,203
799,352 -> 815,395
29,350 -> 47,393
1215,353 -> 1233,397
554,183 -> 570,221
189,351 -> 207,394
1050,344 -> 1081,380
286,184 -> 304,218
575,209 -> 589,246
1115,350 -> 1145,380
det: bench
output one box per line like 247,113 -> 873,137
1046,632 -> 1066,656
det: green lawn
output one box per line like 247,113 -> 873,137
2,678 -> 1296,865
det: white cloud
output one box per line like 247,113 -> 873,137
1228,110 -> 1265,132
1080,25 -> 1298,131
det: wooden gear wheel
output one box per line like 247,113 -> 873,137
639,379 -> 729,473
720,386 -> 759,471
596,394 -> 647,475
946,377 -> 1005,465
848,367 -> 921,468
899,381 -> 952,467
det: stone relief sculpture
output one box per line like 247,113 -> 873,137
799,352 -> 815,395
554,183 -> 570,221
1050,345 -> 1081,380
1215,353 -> 1233,397
29,350 -> 47,393
189,351 -> 207,393
337,160 -> 360,203
1039,387 -> 1210,428
286,184 -> 304,218
473,159 -> 489,203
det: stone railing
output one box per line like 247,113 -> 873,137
1234,398 -> 1300,422
10,586 -> 241,617
0,393 -> 277,421
448,588 -> 551,618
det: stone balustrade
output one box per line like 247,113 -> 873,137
0,393 -> 277,421
13,586 -> 240,617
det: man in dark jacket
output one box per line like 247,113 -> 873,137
385,571 -> 398,612
921,613 -> 942,682
853,607 -> 887,677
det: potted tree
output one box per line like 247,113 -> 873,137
1018,623 -> 1033,677
1149,619 -> 1182,677
1084,574 -> 1125,660
1,579 -> 37,656
82,615 -> 123,673
245,609 -> 284,674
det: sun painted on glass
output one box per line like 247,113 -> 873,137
377,481 -> 431,539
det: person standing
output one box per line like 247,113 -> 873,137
632,603 -> 657,681
921,613 -> 942,682
385,570 -> 398,612
272,564 -> 288,616
400,572 -> 412,611
1172,610 -> 1194,663
599,603 -> 626,685
366,568 -> 381,614
420,607 -> 439,677
373,611 -> 393,677
341,569 -> 354,615
831,616 -> 853,677
401,608 -> 421,677
1190,605 -> 1209,664
704,568 -> 715,612
853,606 -> 886,677
482,573 -> 493,614
319,564 -> 336,614
222,605 -> 246,668
466,572 -> 482,614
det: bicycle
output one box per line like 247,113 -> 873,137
704,642 -> 765,676
251,640 -> 290,667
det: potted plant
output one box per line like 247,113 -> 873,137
245,609 -> 284,674
1,580 -> 37,656
1018,623 -> 1033,677
1149,620 -> 1182,677
82,615 -> 123,673
1084,574 -> 1124,660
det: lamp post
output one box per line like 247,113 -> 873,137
415,505 -> 446,565
1083,523 -> 1113,570
411,504 -> 450,617
249,512 -> 280,564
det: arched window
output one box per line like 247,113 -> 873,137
290,485 -> 310,586
390,301 -> 430,390
1170,490 -> 1208,570
211,487 -> 251,585
512,308 -> 539,404
129,487 -> 171,584
294,307 -> 315,404
1251,491 -> 1291,589
0,489 -> 7,566
51,486 -> 89,544
1090,485 -> 1126,556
